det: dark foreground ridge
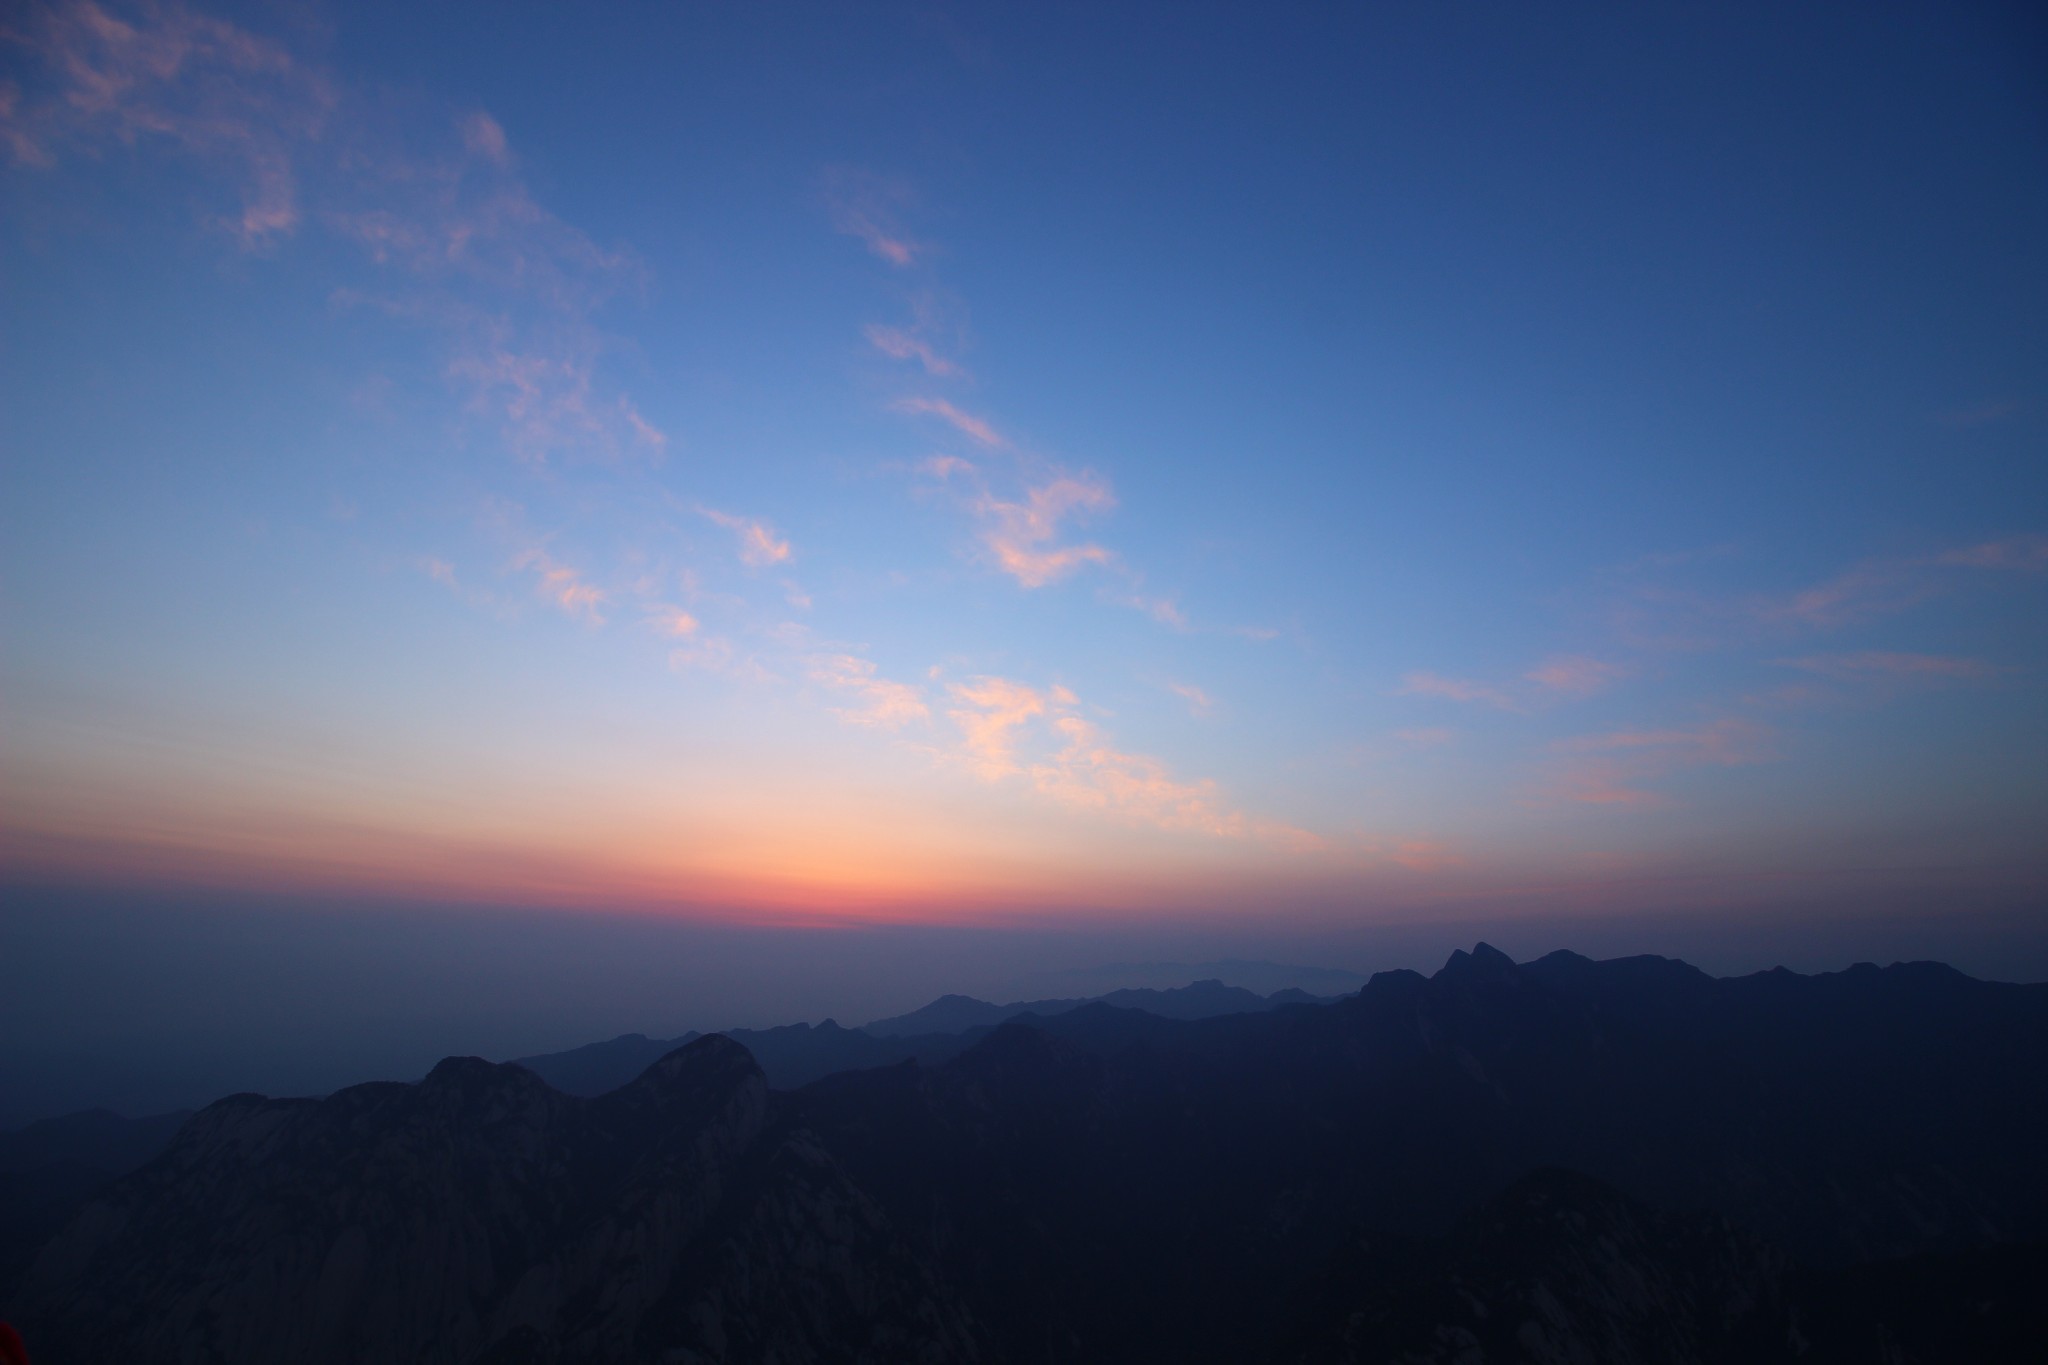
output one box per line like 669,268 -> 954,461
6,946 -> 2046,1362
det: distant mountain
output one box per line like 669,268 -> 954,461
513,979 -> 1333,1093
9,945 -> 2047,1362
512,1020 -> 978,1097
861,977 -> 1335,1037
0,1108 -> 190,1297
1032,958 -> 1370,997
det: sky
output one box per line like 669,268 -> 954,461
2,1 -> 2046,1112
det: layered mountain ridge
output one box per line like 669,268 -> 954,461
6,945 -> 2045,1362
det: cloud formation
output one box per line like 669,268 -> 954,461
3,0 -> 334,243
1547,718 -> 1770,806
865,324 -> 960,377
893,397 -> 1003,448
1398,672 -> 1520,710
644,605 -> 699,638
1779,651 -> 1994,680
1167,681 -> 1214,717
1525,655 -> 1625,696
824,167 -> 921,266
700,508 -> 792,567
512,548 -> 605,622
945,676 -> 1048,779
940,675 -> 1312,845
809,654 -> 930,729
974,475 -> 1116,588
7,1 -> 664,467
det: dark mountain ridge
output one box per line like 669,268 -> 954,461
7,945 -> 2046,1362
512,976 -> 1337,1096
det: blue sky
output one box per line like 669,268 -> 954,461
3,0 -> 2045,947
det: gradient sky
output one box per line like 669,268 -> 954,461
4,0 -> 2047,1016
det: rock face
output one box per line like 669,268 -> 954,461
9,1038 -> 983,1364
8,947 -> 2048,1363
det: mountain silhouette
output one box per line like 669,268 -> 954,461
6,945 -> 2045,1362
860,976 -> 1336,1037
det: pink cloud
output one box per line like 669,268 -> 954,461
824,168 -> 922,267
5,0 -> 335,245
1167,681 -> 1214,716
1397,672 -> 1518,710
945,676 -> 1049,778
1110,592 -> 1188,628
1778,651 -> 1995,681
920,454 -> 976,479
1937,536 -> 2048,571
974,475 -> 1116,588
699,508 -> 792,567
512,548 -> 605,623
459,110 -> 510,167
938,676 -> 1314,846
1525,655 -> 1625,696
644,605 -> 699,638
1546,718 -> 1770,807
893,397 -> 1003,448
810,655 -> 929,730
865,324 -> 960,377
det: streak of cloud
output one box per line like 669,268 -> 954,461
810,655 -> 930,730
823,167 -> 922,266
512,548 -> 605,623
7,2 -> 663,466
1167,681 -> 1214,717
865,324 -> 961,377
1525,655 -> 1625,696
940,676 -> 1315,846
3,0 -> 335,243
1545,718 -> 1770,807
1397,672 -> 1520,710
974,475 -> 1116,588
893,397 -> 1003,448
700,508 -> 792,567
644,605 -> 699,638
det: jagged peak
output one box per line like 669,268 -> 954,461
1435,941 -> 1518,981
626,1032 -> 763,1095
423,1055 -> 515,1087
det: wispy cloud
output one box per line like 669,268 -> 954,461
920,454 -> 976,480
699,508 -> 792,567
667,635 -> 778,684
1545,718 -> 1770,807
865,324 -> 961,377
644,604 -> 699,637
893,396 -> 1003,448
941,675 -> 1311,844
8,2 -> 663,467
974,474 -> 1116,587
824,167 -> 922,267
944,676 -> 1049,779
809,654 -> 929,729
1608,536 -> 2048,650
1779,650 -> 1994,680
1936,536 -> 2048,571
1525,655 -> 1625,696
1112,591 -> 1188,629
1397,672 -> 1520,710
3,0 -> 335,243
512,548 -> 605,623
1167,681 -> 1214,717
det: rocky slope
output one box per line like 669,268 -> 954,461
8,945 -> 2046,1362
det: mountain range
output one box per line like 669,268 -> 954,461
5,944 -> 2045,1362
512,976 -> 1337,1095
